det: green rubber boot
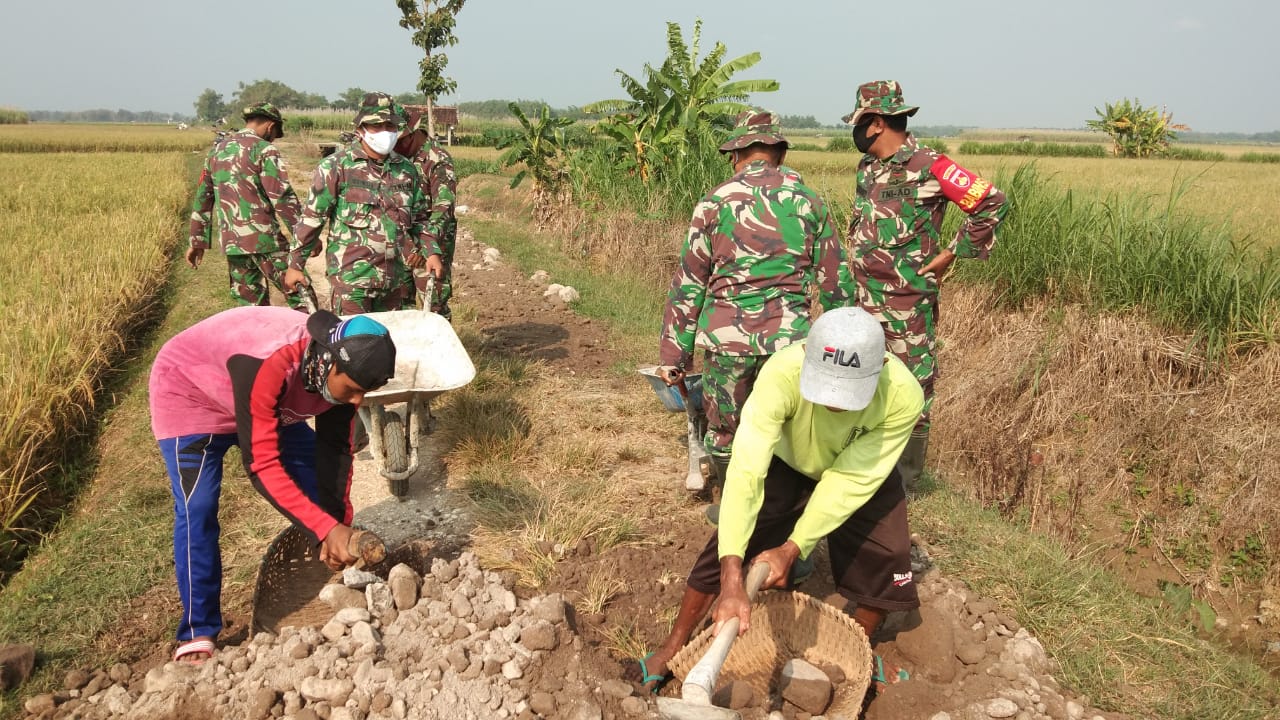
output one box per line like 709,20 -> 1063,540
897,431 -> 929,496
704,454 -> 731,526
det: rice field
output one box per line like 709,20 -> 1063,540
788,148 -> 1280,248
0,151 -> 190,565
0,123 -> 212,153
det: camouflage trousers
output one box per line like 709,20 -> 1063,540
701,352 -> 770,458
226,252 -> 307,310
329,284 -> 410,315
881,303 -> 937,432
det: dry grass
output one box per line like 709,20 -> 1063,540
933,283 -> 1280,591
435,357 -> 666,589
597,619 -> 649,662
578,568 -> 629,615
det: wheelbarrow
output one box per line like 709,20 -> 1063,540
355,307 -> 474,496
294,278 -> 476,497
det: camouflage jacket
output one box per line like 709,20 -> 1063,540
849,133 -> 1007,320
188,129 -> 301,256
659,160 -> 856,367
289,143 -> 438,290
403,140 -> 458,243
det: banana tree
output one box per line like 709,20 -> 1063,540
1087,98 -> 1189,158
584,19 -> 778,182
495,102 -> 574,223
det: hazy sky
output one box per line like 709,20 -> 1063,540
4,0 -> 1277,133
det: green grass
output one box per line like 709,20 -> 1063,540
913,489 -> 1280,719
959,140 -> 1108,158
951,163 -> 1280,357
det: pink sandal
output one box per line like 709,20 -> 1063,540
172,638 -> 215,664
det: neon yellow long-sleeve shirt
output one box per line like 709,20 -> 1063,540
717,342 -> 924,561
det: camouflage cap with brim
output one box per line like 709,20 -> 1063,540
242,102 -> 285,136
353,91 -> 406,128
842,80 -> 920,125
718,108 -> 789,153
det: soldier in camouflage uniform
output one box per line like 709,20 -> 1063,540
658,109 -> 856,512
188,102 -> 309,309
844,80 -> 1008,491
394,107 -> 459,319
282,92 -> 442,313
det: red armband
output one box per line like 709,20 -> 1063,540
930,155 -> 993,214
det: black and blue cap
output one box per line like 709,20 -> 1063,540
306,310 -> 397,390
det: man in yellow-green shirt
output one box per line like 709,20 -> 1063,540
630,307 -> 923,690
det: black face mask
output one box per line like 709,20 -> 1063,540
852,121 -> 880,153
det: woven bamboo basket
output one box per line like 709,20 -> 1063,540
249,524 -> 341,634
668,590 -> 872,716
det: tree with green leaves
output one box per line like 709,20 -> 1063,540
395,0 -> 466,138
232,79 -> 303,110
495,102 -> 573,226
334,88 -> 369,112
1087,98 -> 1189,158
583,19 -> 778,181
193,89 -> 227,123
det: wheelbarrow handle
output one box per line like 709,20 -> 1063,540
290,280 -> 319,314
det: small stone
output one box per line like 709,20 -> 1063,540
529,691 -> 556,716
343,568 -> 380,590
621,696 -> 648,715
0,645 -> 35,691
108,662 -> 132,684
299,677 -> 355,705
520,621 -> 558,651
779,658 -> 832,715
388,564 -> 421,611
320,583 -> 368,611
62,668 -> 91,693
502,659 -> 524,680
250,687 -> 279,719
986,697 -> 1019,718
956,642 -> 986,665
334,607 -> 372,626
23,693 -> 56,715
600,678 -> 632,699
321,619 -> 347,642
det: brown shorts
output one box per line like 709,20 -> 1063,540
686,457 -> 919,612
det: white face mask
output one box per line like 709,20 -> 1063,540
362,129 -> 398,156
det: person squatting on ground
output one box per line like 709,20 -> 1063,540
395,107 -> 459,320
843,80 -> 1008,491
283,91 -> 442,313
658,108 -> 855,513
149,306 -> 397,664
187,102 -> 311,309
631,307 -> 924,690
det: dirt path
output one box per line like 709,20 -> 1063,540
19,202 -> 1126,720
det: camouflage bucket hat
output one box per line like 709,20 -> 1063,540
842,80 -> 920,125
242,102 -> 285,134
353,92 -> 406,128
718,108 -> 789,153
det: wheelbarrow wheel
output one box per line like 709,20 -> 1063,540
382,412 -> 410,497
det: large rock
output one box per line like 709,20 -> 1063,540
778,658 -> 832,715
0,645 -> 35,691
